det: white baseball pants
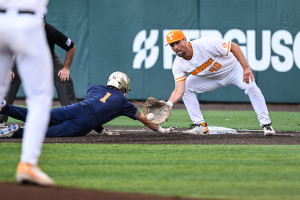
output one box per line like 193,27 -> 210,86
182,63 -> 272,126
0,10 -> 53,165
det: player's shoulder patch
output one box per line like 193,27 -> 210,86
66,38 -> 72,46
222,42 -> 227,48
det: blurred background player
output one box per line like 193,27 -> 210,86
0,19 -> 76,125
164,30 -> 275,136
0,72 -> 175,138
0,0 -> 54,185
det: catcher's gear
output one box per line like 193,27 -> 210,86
144,97 -> 171,124
107,72 -> 130,95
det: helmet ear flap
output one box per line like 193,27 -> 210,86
107,72 -> 130,95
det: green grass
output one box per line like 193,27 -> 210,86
2,108 -> 300,199
0,143 -> 299,200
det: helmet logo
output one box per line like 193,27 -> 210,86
107,72 -> 130,95
167,33 -> 174,41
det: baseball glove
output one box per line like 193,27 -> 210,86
143,97 -> 171,125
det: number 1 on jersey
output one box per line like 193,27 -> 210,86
100,92 -> 111,103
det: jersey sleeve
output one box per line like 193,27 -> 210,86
122,100 -> 138,120
45,23 -> 75,51
172,60 -> 187,83
205,37 -> 231,57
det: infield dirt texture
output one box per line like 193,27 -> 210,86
0,102 -> 299,200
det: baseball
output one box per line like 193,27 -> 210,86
147,113 -> 155,121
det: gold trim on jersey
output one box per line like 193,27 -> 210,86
175,75 -> 186,82
189,58 -> 214,75
226,41 -> 231,56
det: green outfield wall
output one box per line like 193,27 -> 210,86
18,0 -> 300,103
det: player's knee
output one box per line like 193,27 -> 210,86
244,82 -> 261,95
183,87 -> 193,96
182,89 -> 197,102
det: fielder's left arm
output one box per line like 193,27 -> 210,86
167,80 -> 185,110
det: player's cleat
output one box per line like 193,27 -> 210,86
0,99 -> 6,112
100,128 -> 120,136
183,123 -> 209,135
16,162 -> 54,186
0,124 -> 19,138
262,123 -> 276,136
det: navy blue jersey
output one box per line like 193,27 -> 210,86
81,85 -> 138,127
2,84 -> 139,137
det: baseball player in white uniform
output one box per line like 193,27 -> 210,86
0,0 -> 54,185
164,30 -> 275,136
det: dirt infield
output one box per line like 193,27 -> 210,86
1,127 -> 300,145
0,182 -> 205,200
47,128 -> 300,145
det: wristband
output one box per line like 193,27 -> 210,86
158,125 -> 165,134
166,101 -> 173,107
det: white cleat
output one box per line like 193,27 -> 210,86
183,123 -> 209,135
262,123 -> 276,136
0,124 -> 19,138
16,162 -> 54,186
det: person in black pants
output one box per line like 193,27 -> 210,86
0,22 -> 77,125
